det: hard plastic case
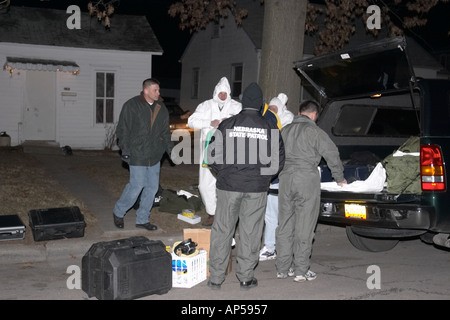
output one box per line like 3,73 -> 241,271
28,206 -> 86,241
81,236 -> 172,300
0,214 -> 26,241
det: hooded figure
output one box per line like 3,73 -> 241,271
269,93 -> 294,127
259,93 -> 294,261
188,77 -> 242,226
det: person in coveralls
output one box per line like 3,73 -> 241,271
276,100 -> 346,282
188,77 -> 242,226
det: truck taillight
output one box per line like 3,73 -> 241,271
420,145 -> 446,191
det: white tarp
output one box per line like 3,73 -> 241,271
320,162 -> 386,193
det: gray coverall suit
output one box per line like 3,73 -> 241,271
276,115 -> 344,276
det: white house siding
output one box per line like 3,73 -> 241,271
0,43 -> 155,149
0,61 -> 23,145
180,17 -> 260,112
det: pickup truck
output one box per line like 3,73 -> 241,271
294,37 -> 449,252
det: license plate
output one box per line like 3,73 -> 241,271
345,204 -> 367,220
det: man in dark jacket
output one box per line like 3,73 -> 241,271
207,82 -> 285,291
113,78 -> 173,231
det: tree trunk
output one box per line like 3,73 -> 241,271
259,0 -> 307,114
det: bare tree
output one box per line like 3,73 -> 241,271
258,1 -> 307,105
306,0 -> 448,55
87,1 -> 119,30
0,0 -> 10,11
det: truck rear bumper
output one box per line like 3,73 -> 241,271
319,201 -> 432,232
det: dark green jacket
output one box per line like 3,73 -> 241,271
116,93 -> 173,166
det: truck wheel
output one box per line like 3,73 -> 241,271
346,226 -> 399,252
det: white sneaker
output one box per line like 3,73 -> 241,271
293,270 -> 317,282
259,246 -> 276,261
276,267 -> 295,279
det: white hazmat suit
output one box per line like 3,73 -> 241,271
188,77 -> 242,219
269,93 -> 294,127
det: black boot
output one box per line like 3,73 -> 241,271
113,213 -> 124,229
202,214 -> 214,227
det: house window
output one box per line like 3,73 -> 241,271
212,21 -> 221,39
231,64 -> 243,98
96,72 -> 115,124
191,68 -> 200,99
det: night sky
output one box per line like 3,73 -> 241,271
390,1 -> 450,53
5,0 -> 450,78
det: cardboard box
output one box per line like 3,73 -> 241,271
183,228 -> 232,277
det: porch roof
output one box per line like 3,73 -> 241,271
3,57 -> 80,74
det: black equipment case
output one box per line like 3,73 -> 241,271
0,214 -> 26,241
28,206 -> 86,242
81,236 -> 172,300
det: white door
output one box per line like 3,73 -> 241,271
23,70 -> 56,141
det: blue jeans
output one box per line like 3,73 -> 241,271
263,183 -> 279,251
113,163 -> 160,225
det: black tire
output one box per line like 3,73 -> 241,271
346,226 -> 399,252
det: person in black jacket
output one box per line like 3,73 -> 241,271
207,82 -> 285,291
113,78 -> 173,231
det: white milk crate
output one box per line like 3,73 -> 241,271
172,249 -> 207,288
